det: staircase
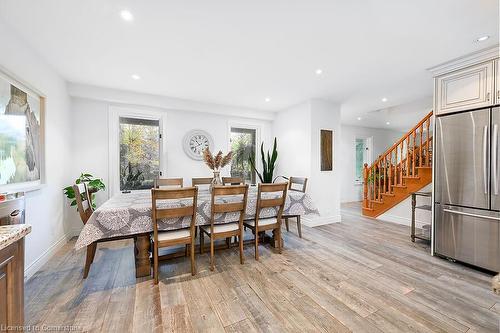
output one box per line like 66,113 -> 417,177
362,111 -> 433,218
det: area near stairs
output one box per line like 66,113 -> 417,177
363,111 -> 433,218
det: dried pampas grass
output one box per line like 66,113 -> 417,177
203,148 -> 232,170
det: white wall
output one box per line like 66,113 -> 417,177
70,96 -> 272,208
272,102 -> 311,178
273,99 -> 341,224
340,125 -> 404,203
0,20 -> 77,278
309,99 -> 342,221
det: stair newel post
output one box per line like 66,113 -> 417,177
399,142 -> 403,185
419,124 -> 423,168
412,130 -> 417,176
406,136 -> 410,180
363,163 -> 369,208
388,150 -> 392,194
425,118 -> 431,166
378,159 -> 381,201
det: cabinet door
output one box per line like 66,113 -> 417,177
0,241 -> 23,328
496,59 -> 500,104
435,61 -> 494,115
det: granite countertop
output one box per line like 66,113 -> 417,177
0,224 -> 31,251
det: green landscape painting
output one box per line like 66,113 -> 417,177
0,76 -> 42,185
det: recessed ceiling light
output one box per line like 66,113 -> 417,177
265,97 -> 271,102
131,74 -> 141,80
381,97 -> 388,102
357,117 -> 362,121
315,69 -> 323,75
475,35 -> 490,42
386,121 -> 391,125
120,10 -> 134,21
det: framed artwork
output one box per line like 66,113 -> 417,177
0,70 -> 45,187
320,129 -> 333,171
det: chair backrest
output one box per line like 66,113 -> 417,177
255,183 -> 288,225
73,183 -> 93,224
210,185 -> 249,231
154,178 -> 183,188
151,187 -> 198,240
192,177 -> 213,187
222,177 -> 244,185
288,177 -> 308,193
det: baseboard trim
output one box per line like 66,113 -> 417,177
378,214 -> 427,228
24,228 -> 80,281
302,215 -> 341,227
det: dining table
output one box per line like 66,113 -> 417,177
75,186 -> 319,277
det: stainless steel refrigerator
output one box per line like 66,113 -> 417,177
435,107 -> 500,272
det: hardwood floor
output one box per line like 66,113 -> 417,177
25,204 -> 499,332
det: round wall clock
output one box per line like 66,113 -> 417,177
183,130 -> 214,160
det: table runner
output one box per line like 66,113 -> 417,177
75,187 -> 319,250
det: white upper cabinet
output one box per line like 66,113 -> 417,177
435,60 -> 494,115
496,59 -> 500,104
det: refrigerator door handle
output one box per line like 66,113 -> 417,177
494,124 -> 498,195
483,125 -> 488,194
443,208 -> 500,221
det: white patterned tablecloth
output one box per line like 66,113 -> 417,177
75,187 -> 319,250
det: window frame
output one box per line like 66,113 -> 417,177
227,122 -> 261,184
109,106 -> 167,196
354,136 -> 373,185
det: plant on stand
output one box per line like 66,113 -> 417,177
63,173 -> 106,210
203,149 -> 233,190
249,138 -> 278,183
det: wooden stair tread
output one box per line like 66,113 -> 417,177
370,199 -> 384,204
382,193 -> 395,197
403,176 -> 420,179
416,166 -> 432,169
391,185 -> 407,188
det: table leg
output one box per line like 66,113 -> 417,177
270,229 -> 284,248
134,234 -> 151,278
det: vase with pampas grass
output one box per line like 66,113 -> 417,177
203,148 -> 233,191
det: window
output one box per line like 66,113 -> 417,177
230,127 -> 257,184
355,138 -> 365,183
119,117 -> 160,190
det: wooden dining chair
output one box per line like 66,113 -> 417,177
222,177 -> 244,185
199,185 -> 249,271
192,177 -> 213,187
283,177 -> 308,238
154,177 -> 184,188
244,183 -> 288,260
73,183 -> 96,278
151,187 -> 198,284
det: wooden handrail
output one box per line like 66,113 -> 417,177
371,110 -> 433,168
363,111 -> 433,210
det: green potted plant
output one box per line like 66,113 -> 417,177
249,138 -> 278,183
63,173 -> 106,210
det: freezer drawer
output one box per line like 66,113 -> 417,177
435,204 -> 500,272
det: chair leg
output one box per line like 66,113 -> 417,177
277,226 -> 282,254
210,237 -> 215,271
153,241 -> 159,284
285,218 -> 289,231
297,216 -> 302,238
239,229 -> 244,265
83,243 -> 97,278
254,228 -> 259,261
190,241 -> 196,276
226,237 -> 230,249
200,230 -> 204,254
185,244 -> 189,257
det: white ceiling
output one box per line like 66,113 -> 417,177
0,0 -> 498,128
